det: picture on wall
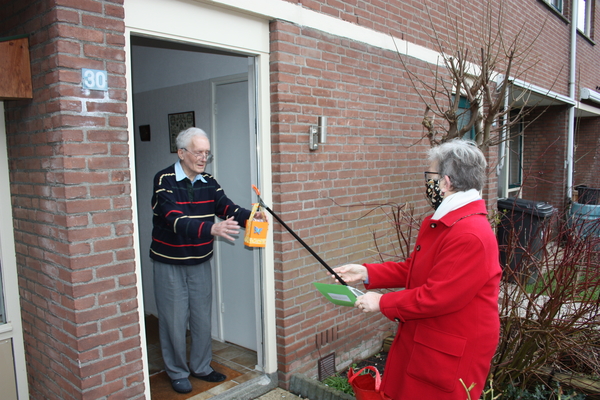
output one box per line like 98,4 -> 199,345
168,111 -> 195,153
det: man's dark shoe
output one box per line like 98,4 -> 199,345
190,370 -> 226,382
171,378 -> 192,393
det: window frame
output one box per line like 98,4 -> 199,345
457,96 -> 476,141
577,0 -> 593,37
507,115 -> 524,194
546,0 -> 564,13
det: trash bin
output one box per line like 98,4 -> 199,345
575,185 -> 600,205
568,201 -> 600,238
497,198 -> 554,283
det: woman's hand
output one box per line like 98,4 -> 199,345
355,292 -> 382,313
332,264 -> 368,284
211,216 -> 240,241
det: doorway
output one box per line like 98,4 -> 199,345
130,36 -> 263,387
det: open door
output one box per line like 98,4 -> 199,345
131,36 -> 261,359
211,74 -> 259,351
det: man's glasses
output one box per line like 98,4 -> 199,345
183,148 -> 213,162
424,171 -> 439,181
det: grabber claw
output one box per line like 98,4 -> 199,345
250,184 -> 347,286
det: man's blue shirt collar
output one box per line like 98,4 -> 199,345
175,160 -> 207,184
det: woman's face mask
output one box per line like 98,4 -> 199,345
425,173 -> 443,210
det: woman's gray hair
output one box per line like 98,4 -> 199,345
428,139 -> 487,191
176,127 -> 209,149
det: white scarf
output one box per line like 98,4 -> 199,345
432,188 -> 481,221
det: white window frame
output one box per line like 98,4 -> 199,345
577,0 -> 593,37
546,0 -> 564,13
507,119 -> 524,196
542,0 -> 564,14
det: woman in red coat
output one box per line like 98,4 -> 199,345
334,139 -> 501,400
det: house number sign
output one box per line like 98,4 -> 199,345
82,68 -> 108,91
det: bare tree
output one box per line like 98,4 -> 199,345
396,1 -> 551,153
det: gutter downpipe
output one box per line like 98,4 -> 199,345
566,0 -> 578,200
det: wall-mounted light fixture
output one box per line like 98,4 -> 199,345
309,116 -> 327,151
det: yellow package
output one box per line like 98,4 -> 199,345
244,203 -> 268,247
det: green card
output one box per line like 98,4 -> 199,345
313,282 -> 364,307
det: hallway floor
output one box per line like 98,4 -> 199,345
146,315 -> 262,399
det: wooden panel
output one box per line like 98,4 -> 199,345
0,37 -> 33,100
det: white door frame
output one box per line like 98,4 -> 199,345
124,0 -> 275,394
0,102 -> 29,399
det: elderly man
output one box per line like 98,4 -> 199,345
150,127 -> 263,393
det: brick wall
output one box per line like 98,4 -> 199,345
281,0 -> 579,95
521,106 -> 569,211
269,18 -> 504,385
574,117 -> 600,189
270,19 -> 420,383
280,0 -> 600,107
1,1 -> 143,399
576,0 -> 600,91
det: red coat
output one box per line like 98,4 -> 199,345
365,200 -> 501,400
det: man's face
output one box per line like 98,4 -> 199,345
178,135 -> 211,179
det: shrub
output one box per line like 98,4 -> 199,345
490,207 -> 600,396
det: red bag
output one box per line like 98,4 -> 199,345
347,366 -> 385,400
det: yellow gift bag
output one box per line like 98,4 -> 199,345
244,203 -> 268,247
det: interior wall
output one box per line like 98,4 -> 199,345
132,51 -> 247,316
131,42 -> 248,93
134,79 -> 209,315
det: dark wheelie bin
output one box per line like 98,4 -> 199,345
497,198 -> 554,284
575,185 -> 600,205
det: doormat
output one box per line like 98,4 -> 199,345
150,362 -> 242,399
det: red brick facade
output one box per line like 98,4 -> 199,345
521,107 -> 569,208
2,0 -> 143,399
574,117 -> 600,189
1,0 -> 599,398
269,19 -> 432,381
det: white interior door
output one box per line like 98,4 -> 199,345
212,75 -> 258,351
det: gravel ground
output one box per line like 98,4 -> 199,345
254,388 -> 304,400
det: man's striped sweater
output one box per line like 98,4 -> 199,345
150,164 -> 251,265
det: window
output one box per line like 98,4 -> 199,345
457,96 -> 476,140
546,0 -> 563,13
508,118 -> 524,190
577,0 -> 593,37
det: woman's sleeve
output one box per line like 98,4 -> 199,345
364,258 -> 412,289
378,232 -> 496,322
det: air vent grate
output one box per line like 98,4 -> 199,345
318,352 -> 336,381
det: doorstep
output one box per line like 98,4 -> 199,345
189,372 -> 277,400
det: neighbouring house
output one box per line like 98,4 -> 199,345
0,0 -> 598,399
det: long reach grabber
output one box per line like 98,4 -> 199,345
252,185 -> 349,286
